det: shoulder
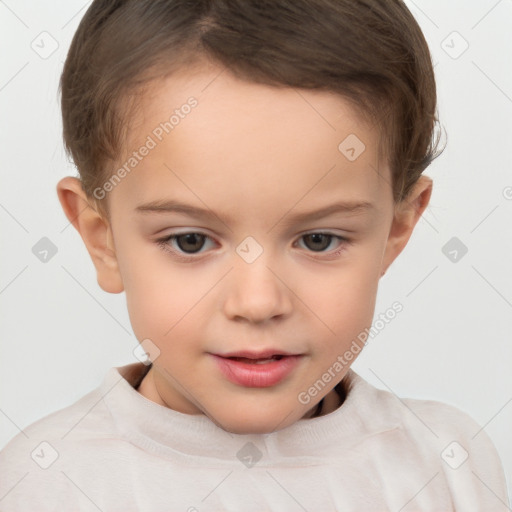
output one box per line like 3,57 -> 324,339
347,369 -> 494,443
2,381 -> 114,451
392,388 -> 500,465
346,370 -> 510,507
0,375 -> 119,510
403,395 -> 510,508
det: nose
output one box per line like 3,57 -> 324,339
223,254 -> 293,324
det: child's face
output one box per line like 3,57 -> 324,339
59,61 -> 431,434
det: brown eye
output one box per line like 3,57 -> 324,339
302,233 -> 334,252
156,231 -> 217,260
175,233 -> 207,253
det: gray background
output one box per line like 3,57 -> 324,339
1,0 -> 511,503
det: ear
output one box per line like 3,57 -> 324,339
380,175 -> 433,276
56,176 -> 124,294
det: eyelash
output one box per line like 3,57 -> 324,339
155,231 -> 351,262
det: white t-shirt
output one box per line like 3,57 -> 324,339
0,362 -> 509,511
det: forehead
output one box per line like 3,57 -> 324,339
108,64 -> 392,222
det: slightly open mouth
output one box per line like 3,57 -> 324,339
227,355 -> 285,364
212,353 -> 302,387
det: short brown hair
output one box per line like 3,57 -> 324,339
60,0 -> 444,218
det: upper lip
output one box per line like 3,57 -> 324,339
213,349 -> 300,359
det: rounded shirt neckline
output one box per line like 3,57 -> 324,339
101,361 -> 400,461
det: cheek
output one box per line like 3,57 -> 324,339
296,256 -> 380,348
115,237 -> 206,340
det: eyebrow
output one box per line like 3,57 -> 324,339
135,199 -> 374,225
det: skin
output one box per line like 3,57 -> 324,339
57,61 -> 432,435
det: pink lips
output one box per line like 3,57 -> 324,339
211,353 -> 303,388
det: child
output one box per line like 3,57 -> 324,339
1,0 -> 509,510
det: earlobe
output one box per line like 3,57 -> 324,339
56,176 -> 124,294
380,175 -> 433,275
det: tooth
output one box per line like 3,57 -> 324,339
236,357 -> 274,364
229,355 -> 285,363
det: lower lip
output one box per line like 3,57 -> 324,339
211,354 -> 303,388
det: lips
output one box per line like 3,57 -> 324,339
210,351 -> 303,387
